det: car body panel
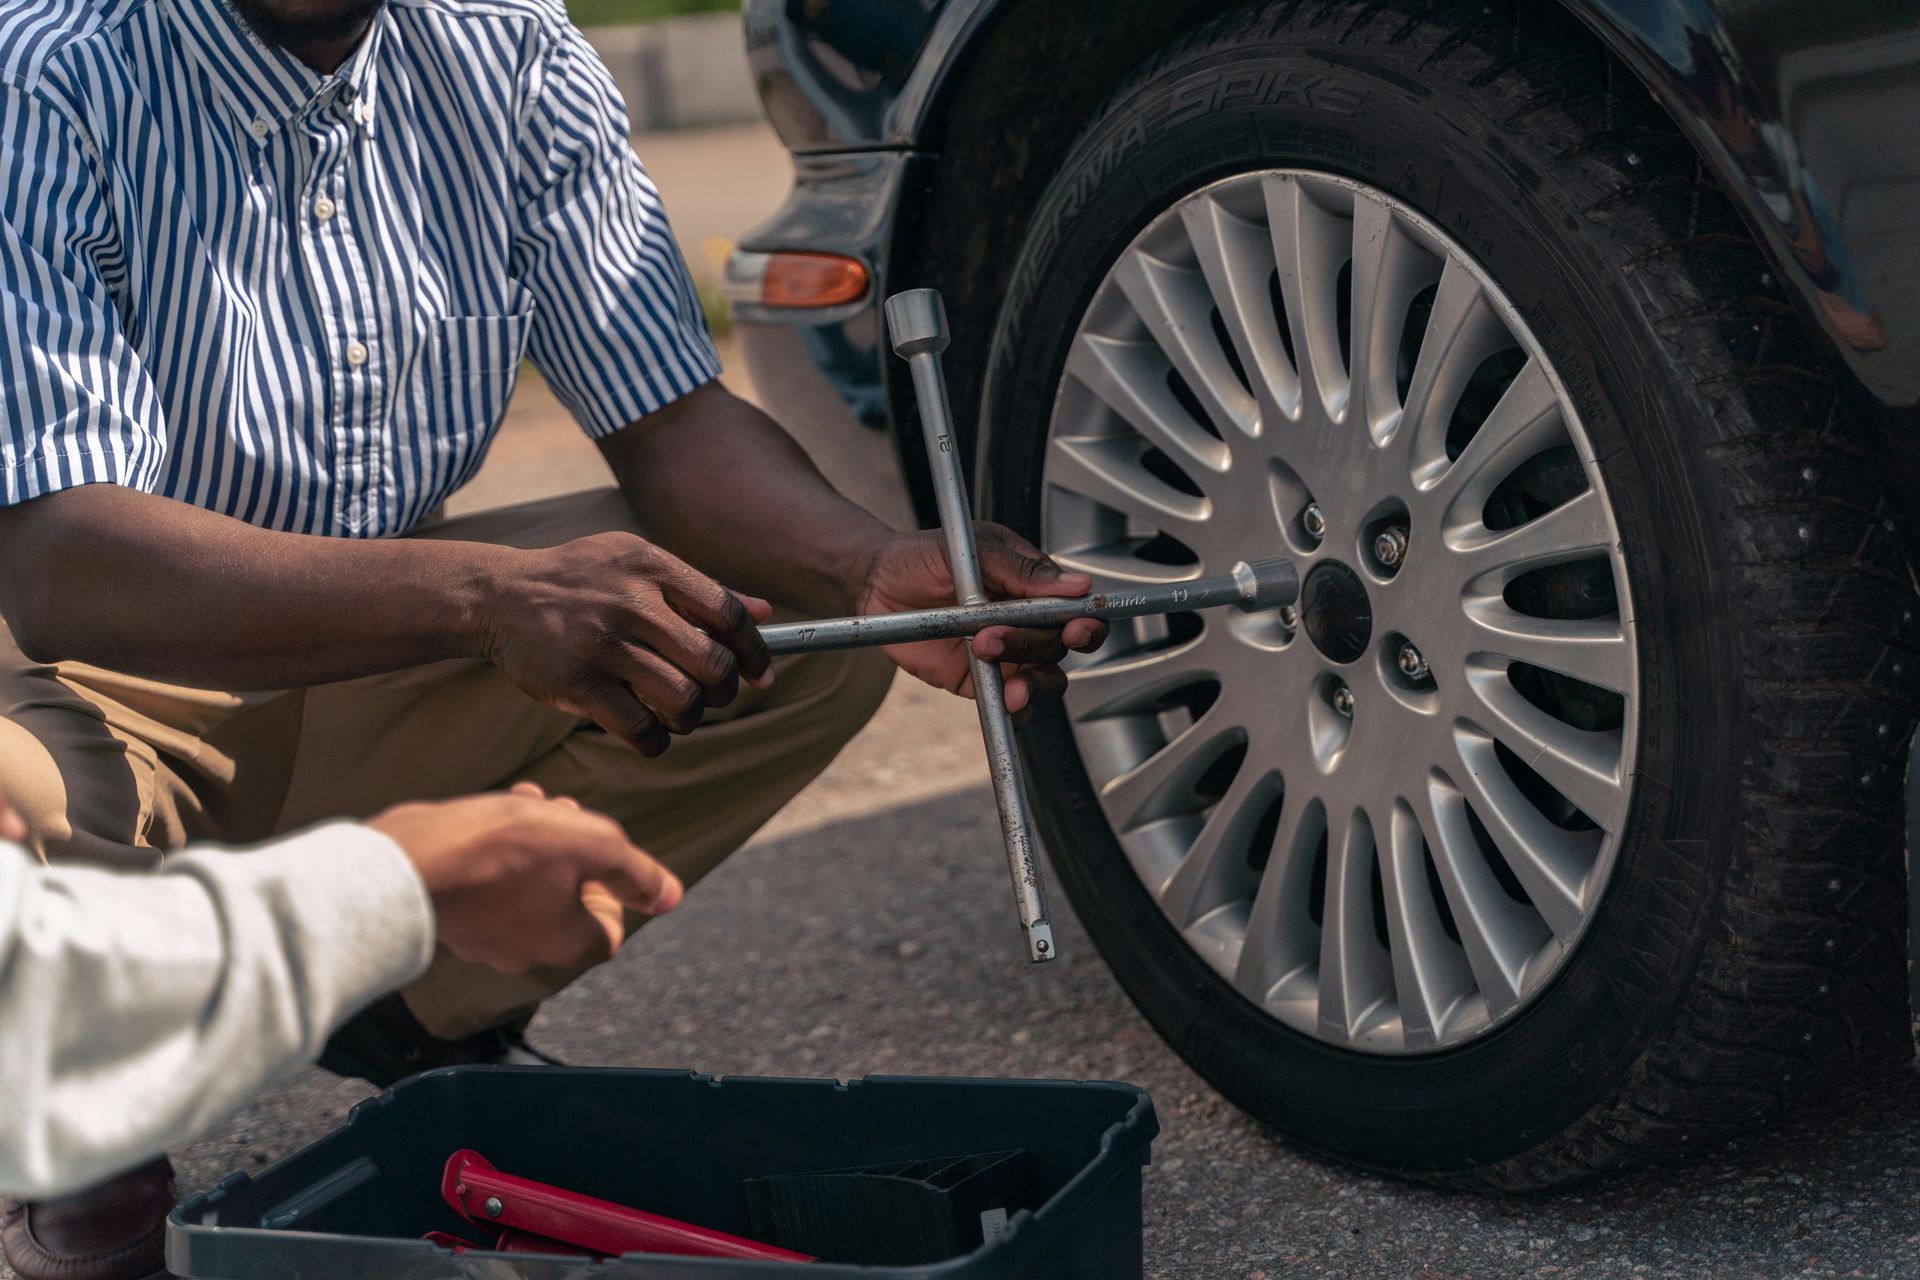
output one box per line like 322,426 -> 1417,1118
1569,1 -> 1920,406
731,147 -> 921,528
744,0 -> 974,154
739,0 -> 1919,470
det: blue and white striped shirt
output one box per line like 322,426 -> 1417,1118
0,0 -> 719,537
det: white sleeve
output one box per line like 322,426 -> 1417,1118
0,823 -> 435,1198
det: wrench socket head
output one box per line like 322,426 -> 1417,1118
885,289 -> 951,357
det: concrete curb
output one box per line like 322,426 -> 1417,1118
584,13 -> 761,131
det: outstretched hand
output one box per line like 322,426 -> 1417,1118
369,782 -> 681,976
854,523 -> 1108,720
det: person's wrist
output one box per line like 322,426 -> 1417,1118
364,806 -> 424,872
843,525 -> 898,617
449,543 -> 522,662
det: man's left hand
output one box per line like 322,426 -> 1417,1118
855,524 -> 1109,720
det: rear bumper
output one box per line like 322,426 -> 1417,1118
733,151 -> 918,531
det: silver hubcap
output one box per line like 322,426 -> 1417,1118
1041,171 -> 1638,1053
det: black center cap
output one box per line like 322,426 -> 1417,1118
1301,561 -> 1372,664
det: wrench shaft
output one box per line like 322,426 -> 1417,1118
886,289 -> 1055,964
761,558 -> 1297,655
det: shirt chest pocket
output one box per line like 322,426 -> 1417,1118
416,307 -> 537,450
408,301 -> 537,498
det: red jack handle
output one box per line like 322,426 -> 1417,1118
441,1150 -> 814,1264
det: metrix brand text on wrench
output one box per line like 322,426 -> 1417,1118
766,288 -> 1300,963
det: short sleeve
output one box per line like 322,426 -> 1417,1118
0,84 -> 165,507
512,23 -> 721,437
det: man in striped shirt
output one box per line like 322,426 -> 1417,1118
0,0 -> 1108,1272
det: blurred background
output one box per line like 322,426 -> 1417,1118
566,0 -> 736,30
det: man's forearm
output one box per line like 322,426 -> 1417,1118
0,485 -> 499,688
600,383 -> 895,618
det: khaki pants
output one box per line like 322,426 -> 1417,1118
0,488 -> 894,1038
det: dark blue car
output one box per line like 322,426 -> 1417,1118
726,0 -> 1920,1189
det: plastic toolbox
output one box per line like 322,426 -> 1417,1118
168,1066 -> 1157,1279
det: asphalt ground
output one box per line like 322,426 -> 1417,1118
160,678 -> 1920,1280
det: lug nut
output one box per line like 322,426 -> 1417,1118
1373,525 -> 1409,568
1278,603 -> 1299,630
1397,642 -> 1429,681
1302,503 -> 1327,540
1331,683 -> 1354,717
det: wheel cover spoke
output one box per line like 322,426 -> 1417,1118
1065,334 -> 1229,477
1449,487 -> 1615,585
1462,659 -> 1627,831
1425,774 -> 1544,1015
1438,741 -> 1589,941
1402,259 -> 1508,472
1157,762 -> 1279,927
1265,174 -> 1351,422
1233,793 -> 1323,1000
1377,799 -> 1473,1048
1113,250 -> 1258,439
1044,170 -> 1639,1054
1347,196 -> 1441,448
1046,434 -> 1211,540
1462,607 -> 1634,695
1424,358 -> 1560,504
1316,806 -> 1395,1043
1064,636 -> 1212,720
1181,193 -> 1301,421
1098,702 -> 1244,831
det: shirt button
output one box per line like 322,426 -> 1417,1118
248,119 -> 270,140
312,196 -> 337,221
345,340 -> 369,367
354,101 -> 374,125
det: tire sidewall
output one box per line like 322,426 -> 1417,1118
981,33 -> 1741,1173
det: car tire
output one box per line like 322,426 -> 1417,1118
979,0 -> 1916,1188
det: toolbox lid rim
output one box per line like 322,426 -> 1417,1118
168,1067 -> 1157,1279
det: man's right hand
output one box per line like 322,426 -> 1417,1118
477,533 -> 775,756
367,783 -> 682,975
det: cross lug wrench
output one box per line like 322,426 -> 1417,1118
885,288 -> 1057,963
763,288 -> 1300,964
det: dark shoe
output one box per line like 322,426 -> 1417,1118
319,993 -> 563,1088
0,1155 -> 173,1280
